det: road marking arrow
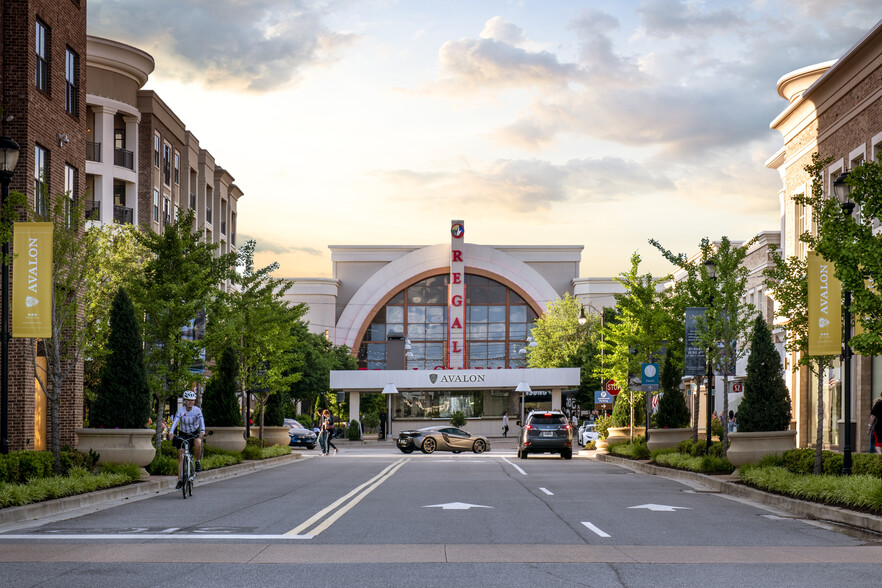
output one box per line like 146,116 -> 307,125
627,504 -> 691,512
422,502 -> 493,510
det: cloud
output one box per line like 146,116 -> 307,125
637,0 -> 746,39
374,156 -> 674,214
240,234 -> 322,256
88,0 -> 357,92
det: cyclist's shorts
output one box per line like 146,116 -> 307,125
172,431 -> 199,449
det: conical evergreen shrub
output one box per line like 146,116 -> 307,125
656,353 -> 690,428
737,315 -> 791,432
201,346 -> 242,427
89,288 -> 150,429
264,390 -> 286,427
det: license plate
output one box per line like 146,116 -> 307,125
542,431 -> 553,437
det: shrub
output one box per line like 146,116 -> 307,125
201,346 -> 242,427
296,414 -> 315,429
263,391 -> 286,428
711,416 -> 725,440
611,392 -> 630,427
738,315 -> 791,432
609,439 -> 649,460
347,420 -> 361,441
89,288 -> 151,429
450,411 -> 466,428
594,414 -> 612,439
362,412 -> 380,430
781,448 -> 882,477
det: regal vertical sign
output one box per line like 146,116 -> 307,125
448,220 -> 466,368
12,222 -> 53,338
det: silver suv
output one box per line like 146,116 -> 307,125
517,410 -> 573,459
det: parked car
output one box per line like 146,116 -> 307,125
517,410 -> 573,459
578,423 -> 598,446
397,426 -> 490,454
285,418 -> 317,450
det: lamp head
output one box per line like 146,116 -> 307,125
833,171 -> 851,203
704,259 -> 717,280
578,306 -> 587,325
0,135 -> 20,175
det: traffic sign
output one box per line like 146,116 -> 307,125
642,363 -> 659,387
595,390 -> 614,407
606,379 -> 621,395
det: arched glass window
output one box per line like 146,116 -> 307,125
357,274 -> 537,369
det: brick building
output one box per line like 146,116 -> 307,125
0,0 -> 87,451
767,20 -> 882,451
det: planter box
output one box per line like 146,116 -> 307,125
595,438 -> 609,453
75,428 -> 156,468
250,425 -> 291,447
206,426 -> 247,453
726,430 -> 797,467
607,426 -> 646,444
647,428 -> 692,451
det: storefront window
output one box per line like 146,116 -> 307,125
357,273 -> 536,369
393,389 -> 511,418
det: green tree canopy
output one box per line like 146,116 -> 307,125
201,346 -> 242,427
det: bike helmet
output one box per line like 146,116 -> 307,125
183,390 -> 197,400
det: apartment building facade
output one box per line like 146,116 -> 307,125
767,20 -> 882,451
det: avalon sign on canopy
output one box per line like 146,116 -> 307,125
12,222 -> 53,338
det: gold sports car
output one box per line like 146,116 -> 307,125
397,426 -> 491,454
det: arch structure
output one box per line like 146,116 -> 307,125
334,243 -> 562,350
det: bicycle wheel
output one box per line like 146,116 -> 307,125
182,453 -> 190,499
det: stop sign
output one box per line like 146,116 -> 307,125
606,379 -> 621,395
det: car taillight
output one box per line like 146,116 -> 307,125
525,425 -> 534,430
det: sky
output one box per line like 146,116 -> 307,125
87,0 -> 881,280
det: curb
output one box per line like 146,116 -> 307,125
594,453 -> 882,534
0,452 -> 304,526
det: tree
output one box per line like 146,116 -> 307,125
738,315 -> 791,432
89,288 -> 151,431
650,236 -> 757,450
796,154 -> 882,356
656,352 -> 690,428
205,240 -> 302,442
599,253 -> 674,440
528,293 -> 602,413
201,346 -> 241,427
129,209 -> 236,450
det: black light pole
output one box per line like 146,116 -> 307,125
0,134 -> 21,455
833,172 -> 854,475
704,259 -> 717,454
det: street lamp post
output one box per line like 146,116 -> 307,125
0,134 -> 20,455
382,383 -> 398,441
833,172 -> 854,474
704,259 -> 717,454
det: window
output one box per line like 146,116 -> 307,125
163,198 -> 170,226
65,48 -> 78,115
34,145 -> 48,216
114,128 -> 126,150
113,182 -> 126,207
153,135 -> 160,167
174,152 -> 180,185
64,164 -> 77,228
35,20 -> 49,92
153,189 -> 159,222
163,145 -> 171,185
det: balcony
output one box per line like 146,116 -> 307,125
206,207 -> 212,225
113,205 -> 133,225
114,148 -> 134,170
86,200 -> 100,221
86,142 -> 101,162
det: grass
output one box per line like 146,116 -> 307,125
739,464 -> 882,514
0,466 -> 140,509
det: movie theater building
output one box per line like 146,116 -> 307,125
281,220 -> 620,436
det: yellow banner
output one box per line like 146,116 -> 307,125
12,223 -> 53,338
807,252 -> 841,356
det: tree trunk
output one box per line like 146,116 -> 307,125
722,372 -> 729,457
155,397 -> 165,450
814,360 -> 827,475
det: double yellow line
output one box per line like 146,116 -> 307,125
285,458 -> 410,537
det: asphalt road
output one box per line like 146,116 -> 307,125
1,443 -> 880,587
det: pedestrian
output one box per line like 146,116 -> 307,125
868,398 -> 882,454
728,410 -> 737,433
322,409 -> 338,455
316,410 -> 326,454
379,410 -> 387,440
502,412 -> 509,438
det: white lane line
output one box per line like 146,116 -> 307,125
539,487 -> 553,495
0,534 -> 313,540
581,522 -> 611,538
285,458 -> 410,537
159,528 -> 179,533
501,457 -> 527,476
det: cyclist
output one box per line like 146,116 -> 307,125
169,390 -> 205,490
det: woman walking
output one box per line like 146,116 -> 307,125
322,409 -> 338,455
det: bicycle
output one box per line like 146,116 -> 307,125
180,436 -> 196,499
